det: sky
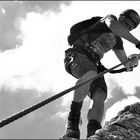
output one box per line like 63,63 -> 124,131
0,1 -> 140,139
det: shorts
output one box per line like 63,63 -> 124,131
69,52 -> 107,99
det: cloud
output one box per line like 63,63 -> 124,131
0,1 -> 71,51
0,87 -> 67,139
0,1 -> 140,139
104,96 -> 140,123
0,1 -> 75,97
0,2 -> 74,138
103,79 -> 140,124
134,86 -> 140,98
0,2 -> 75,95
0,0 -> 139,101
20,1 -> 72,13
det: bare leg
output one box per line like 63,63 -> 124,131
62,70 -> 97,139
87,88 -> 106,123
87,87 -> 106,138
73,70 -> 97,102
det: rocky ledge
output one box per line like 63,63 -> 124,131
89,102 -> 140,140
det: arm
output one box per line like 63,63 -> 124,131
104,15 -> 140,45
113,49 -> 128,67
114,49 -> 139,71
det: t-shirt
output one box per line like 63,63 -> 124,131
88,14 -> 124,59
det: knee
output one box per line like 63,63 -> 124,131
78,70 -> 97,82
74,71 -> 98,102
75,70 -> 97,92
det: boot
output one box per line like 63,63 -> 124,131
61,101 -> 83,139
86,119 -> 102,139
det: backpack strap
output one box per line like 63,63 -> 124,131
68,17 -> 106,46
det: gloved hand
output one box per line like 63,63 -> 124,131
125,54 -> 139,72
136,42 -> 140,50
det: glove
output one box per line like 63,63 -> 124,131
136,42 -> 140,50
125,54 -> 139,72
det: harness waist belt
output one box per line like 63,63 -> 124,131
72,45 -> 101,63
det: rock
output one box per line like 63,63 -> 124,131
88,102 -> 140,140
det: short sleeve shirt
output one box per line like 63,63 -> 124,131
89,14 -> 124,58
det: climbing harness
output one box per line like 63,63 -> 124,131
0,54 -> 139,128
64,46 -> 129,77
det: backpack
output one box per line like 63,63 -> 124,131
67,16 -> 103,46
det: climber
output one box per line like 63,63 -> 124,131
61,9 -> 140,139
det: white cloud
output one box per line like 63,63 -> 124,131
0,0 -> 140,119
53,111 -> 68,120
0,1 -> 139,99
0,8 -> 75,94
1,1 -> 140,139
104,96 -> 140,123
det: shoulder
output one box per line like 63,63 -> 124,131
103,14 -> 119,30
104,14 -> 117,21
102,14 -> 118,26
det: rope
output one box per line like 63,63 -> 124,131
0,56 -> 138,128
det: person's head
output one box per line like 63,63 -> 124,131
118,9 -> 140,31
